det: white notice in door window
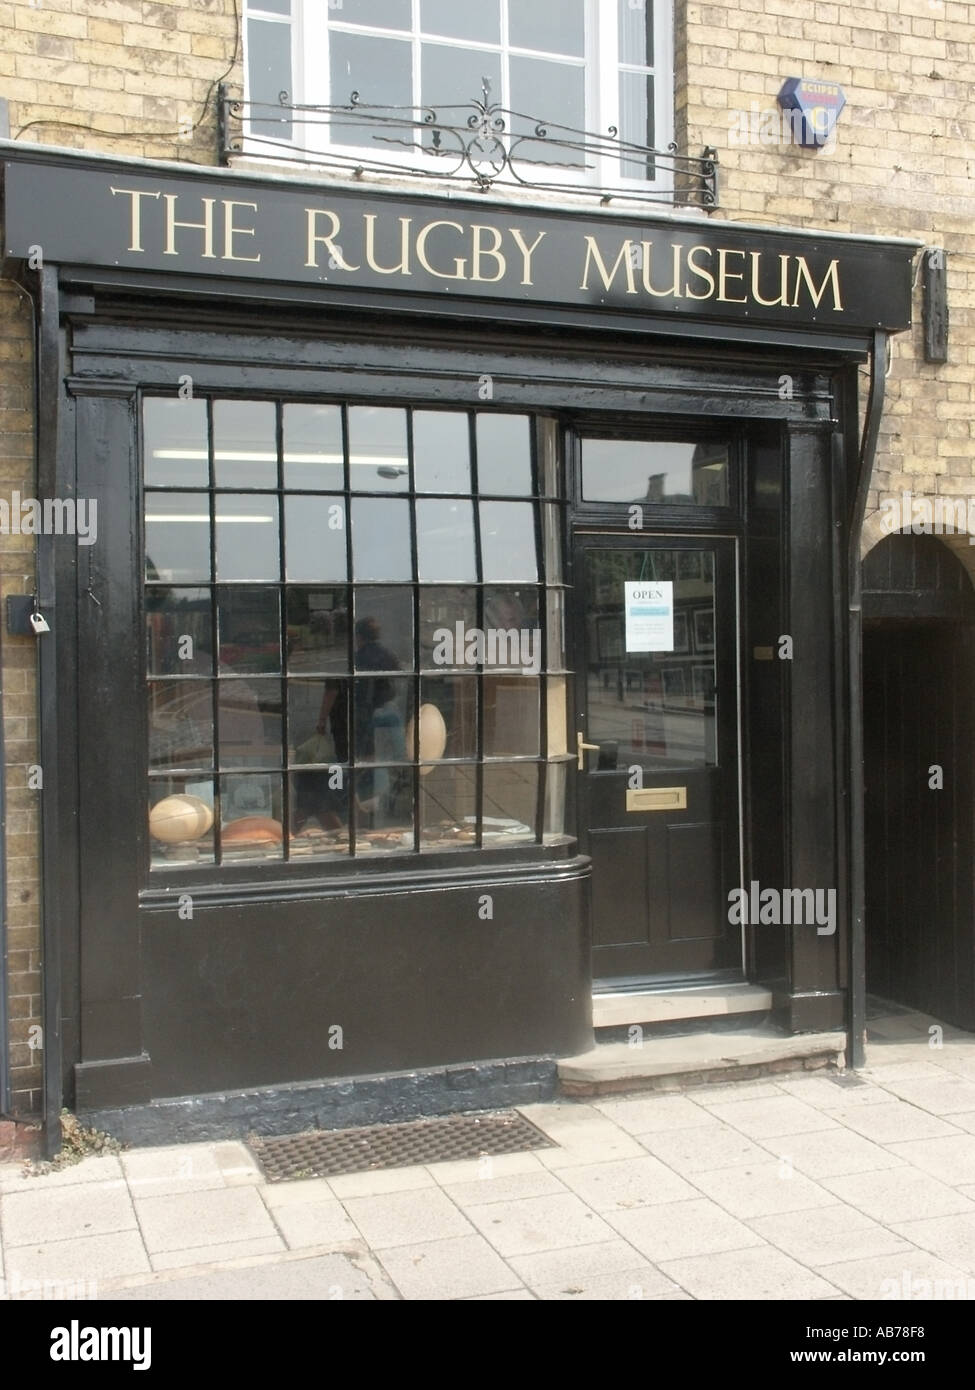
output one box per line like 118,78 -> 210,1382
624,581 -> 674,653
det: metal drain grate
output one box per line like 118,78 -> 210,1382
248,1109 -> 556,1182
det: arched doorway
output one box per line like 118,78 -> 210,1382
862,532 -> 975,1030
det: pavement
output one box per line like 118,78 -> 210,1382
2,1004 -> 975,1301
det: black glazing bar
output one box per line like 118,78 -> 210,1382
470,410 -> 484,850
406,408 -> 420,853
207,397 -> 222,868
276,400 -> 291,860
534,420 -> 547,845
340,403 -> 356,858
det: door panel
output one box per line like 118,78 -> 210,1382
575,537 -> 741,983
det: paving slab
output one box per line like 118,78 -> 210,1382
122,1144 -> 227,1199
821,1166 -> 975,1224
149,1236 -> 285,1272
440,1169 -> 566,1209
604,1197 -> 765,1263
1,1181 -> 136,1247
827,1101 -> 962,1145
759,1127 -> 906,1179
659,1244 -> 840,1300
879,1076 -> 975,1117
890,1212 -> 975,1276
326,1165 -> 435,1200
703,1095 -> 839,1140
534,1266 -> 681,1300
463,1191 -> 615,1258
1,1231 -> 151,1289
638,1122 -> 770,1173
592,1094 -> 712,1136
259,1184 -> 360,1250
0,1155 -> 124,1195
340,1187 -> 473,1250
506,1237 -> 664,1290
133,1186 -> 280,1256
691,1161 -> 834,1219
378,1234 -> 524,1300
885,1135 -> 975,1188
110,1252 -> 376,1300
747,1203 -> 914,1267
817,1251 -> 974,1301
556,1155 -> 698,1211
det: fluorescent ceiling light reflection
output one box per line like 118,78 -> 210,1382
147,515 -> 275,523
152,450 -> 407,466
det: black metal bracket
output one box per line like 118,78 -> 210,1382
922,246 -> 948,364
217,82 -> 719,210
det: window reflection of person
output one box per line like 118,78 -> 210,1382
306,616 -> 406,826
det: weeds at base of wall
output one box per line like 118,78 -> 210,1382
21,1108 -> 126,1176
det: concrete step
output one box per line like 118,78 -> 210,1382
558,1025 -> 847,1097
592,982 -> 772,1030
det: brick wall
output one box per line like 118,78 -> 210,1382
679,0 -> 975,551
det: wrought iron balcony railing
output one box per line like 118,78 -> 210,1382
217,82 -> 718,211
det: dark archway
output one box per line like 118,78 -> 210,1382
862,532 -> 975,1030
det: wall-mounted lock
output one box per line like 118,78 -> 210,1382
29,609 -> 50,635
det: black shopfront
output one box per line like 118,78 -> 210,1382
1,149 -> 917,1146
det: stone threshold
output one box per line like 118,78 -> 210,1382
592,982 -> 772,1030
558,1025 -> 847,1097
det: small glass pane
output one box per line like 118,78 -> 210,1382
542,503 -> 563,582
619,70 -> 655,177
146,587 -> 212,676
213,401 -> 277,488
354,589 -> 413,671
481,763 -> 538,843
619,0 -> 654,67
581,440 -> 730,506
246,18 -> 293,142
412,411 -> 470,493
218,678 -> 283,766
420,765 -> 478,849
215,495 -> 279,581
420,676 -> 477,760
546,589 -> 566,670
348,407 -> 409,491
143,398 -> 208,488
479,503 -> 538,581
478,587 -> 541,671
420,0 -> 499,43
283,404 -> 344,490
291,769 -> 350,849
420,44 -> 502,127
547,676 -> 568,756
145,493 -> 211,583
334,0 -> 410,31
149,681 -> 213,770
217,587 -> 281,674
329,31 -> 411,116
509,57 -> 585,166
538,416 -> 560,497
476,414 -> 532,495
285,496 -> 347,583
354,767 -> 415,853
149,778 -> 215,869
289,678 -> 348,767
484,676 -> 540,757
416,499 -> 477,583
219,774 -> 284,860
253,0 -> 290,15
509,0 -> 584,57
287,588 -> 349,672
351,498 -> 412,580
543,760 -> 568,841
353,674 -> 410,765
419,587 -> 477,669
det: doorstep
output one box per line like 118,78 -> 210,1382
592,981 -> 772,1030
558,1024 -> 847,1097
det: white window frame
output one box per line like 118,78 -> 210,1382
242,0 -> 674,198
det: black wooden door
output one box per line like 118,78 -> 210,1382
574,536 -> 741,984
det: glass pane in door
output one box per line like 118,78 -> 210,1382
585,547 -> 717,769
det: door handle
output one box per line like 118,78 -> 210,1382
577,731 -> 600,770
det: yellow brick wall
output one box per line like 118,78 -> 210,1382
680,0 -> 975,543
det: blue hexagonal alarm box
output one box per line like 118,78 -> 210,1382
778,77 -> 846,147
